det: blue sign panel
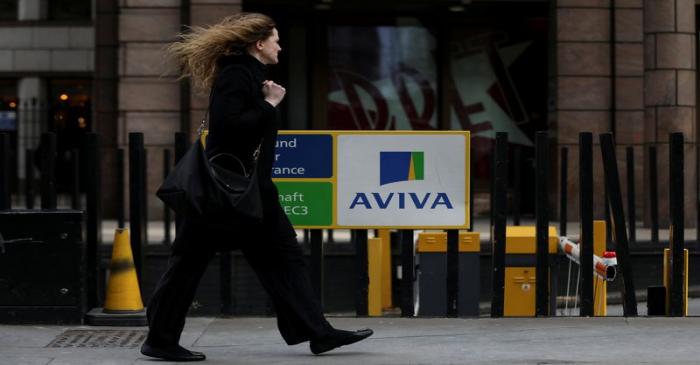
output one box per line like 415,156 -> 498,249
0,111 -> 17,131
272,134 -> 332,178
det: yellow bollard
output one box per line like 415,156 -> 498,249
368,237 -> 383,316
103,228 -> 144,313
377,229 -> 393,309
593,220 -> 607,316
663,248 -> 689,316
503,226 -> 558,317
200,129 -> 209,148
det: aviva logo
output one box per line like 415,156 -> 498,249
380,151 -> 424,186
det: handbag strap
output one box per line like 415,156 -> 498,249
200,64 -> 263,161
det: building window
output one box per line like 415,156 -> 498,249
0,79 -> 18,192
0,0 -> 17,21
313,5 -> 548,216
49,0 -> 91,21
49,79 -> 91,132
0,79 -> 18,132
48,78 -> 91,192
327,24 -> 438,130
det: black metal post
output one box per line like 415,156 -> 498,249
560,147 -> 568,236
490,132 -> 508,317
490,139 -> 495,231
129,133 -> 146,282
535,131 -> 550,316
0,133 -> 10,210
310,229 -> 324,309
116,148 -> 125,229
599,133 -> 637,316
354,229 -> 368,316
163,149 -> 172,245
626,146 -> 636,244
649,145 -> 659,244
71,148 -> 80,210
220,252 -> 232,315
604,189 -> 612,246
579,133 -> 594,316
40,132 -> 57,209
446,229 -> 459,317
85,133 -> 102,309
24,149 -> 34,209
513,145 -> 521,226
668,132 -> 685,316
174,133 -> 187,230
400,229 -> 414,317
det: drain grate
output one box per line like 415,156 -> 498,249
47,329 -> 147,349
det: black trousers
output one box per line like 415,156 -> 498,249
145,220 -> 332,347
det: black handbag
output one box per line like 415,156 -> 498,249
156,75 -> 264,223
156,134 -> 263,223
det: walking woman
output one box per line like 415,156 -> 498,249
141,13 -> 372,362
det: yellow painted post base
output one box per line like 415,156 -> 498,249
377,229 -> 393,309
593,220 -> 607,316
368,237 -> 383,316
663,248 -> 689,316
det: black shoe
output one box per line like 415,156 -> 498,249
140,342 -> 206,362
310,328 -> 373,355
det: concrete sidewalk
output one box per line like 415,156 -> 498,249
2,315 -> 699,365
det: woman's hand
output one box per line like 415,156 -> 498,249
262,80 -> 286,107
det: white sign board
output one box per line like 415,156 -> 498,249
335,133 -> 469,228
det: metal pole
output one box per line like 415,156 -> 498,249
162,149 -> 172,245
129,132 -> 146,282
604,189 -> 612,247
626,146 -> 636,244
400,229 -> 415,317
535,131 -> 550,316
310,229 -> 324,309
668,132 -> 685,316
24,148 -> 34,209
599,133 -> 637,316
490,132 -> 508,317
40,132 -> 57,209
0,133 -> 10,210
560,147 -> 568,236
71,148 -> 80,210
116,148 -> 125,229
85,133 -> 102,309
579,133 -> 594,316
649,145 -> 659,244
446,229 -> 458,317
490,139 -> 495,231
513,145 -> 521,226
354,229 -> 368,316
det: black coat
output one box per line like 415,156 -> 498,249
193,54 -> 296,250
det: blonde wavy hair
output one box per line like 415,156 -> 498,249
167,13 -> 276,93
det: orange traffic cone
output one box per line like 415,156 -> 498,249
104,228 -> 144,312
85,228 -> 147,326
